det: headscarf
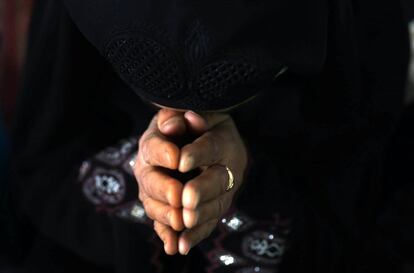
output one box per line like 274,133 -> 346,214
63,0 -> 328,111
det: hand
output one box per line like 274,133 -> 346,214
175,110 -> 248,255
135,109 -> 248,255
134,110 -> 186,255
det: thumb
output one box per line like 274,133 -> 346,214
158,109 -> 187,137
184,111 -> 230,135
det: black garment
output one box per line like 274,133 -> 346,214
10,0 -> 409,272
368,105 -> 414,272
403,0 -> 414,21
62,0 -> 327,111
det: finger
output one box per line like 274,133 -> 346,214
139,125 -> 180,169
183,111 -> 208,135
184,111 -> 230,133
181,165 -> 230,209
154,221 -> 178,255
183,194 -> 231,228
178,131 -> 224,172
157,109 -> 187,136
142,198 -> 184,231
136,166 -> 183,207
178,219 -> 218,255
157,109 -> 183,128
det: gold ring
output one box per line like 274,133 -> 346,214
225,166 -> 235,192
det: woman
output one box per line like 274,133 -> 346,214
10,0 -> 409,272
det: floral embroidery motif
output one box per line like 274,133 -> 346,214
83,168 -> 126,206
78,138 -> 138,211
242,231 -> 286,265
95,139 -> 137,166
115,201 -> 148,224
205,211 -> 290,273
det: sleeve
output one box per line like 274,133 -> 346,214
10,0 -> 155,268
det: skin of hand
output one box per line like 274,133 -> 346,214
134,109 -> 248,255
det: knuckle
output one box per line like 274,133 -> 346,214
203,132 -> 216,147
138,168 -> 152,192
207,220 -> 218,236
224,198 -> 231,212
218,168 -> 228,194
141,167 -> 153,183
134,169 -> 146,186
141,133 -> 161,162
165,178 -> 178,197
142,199 -> 154,219
154,223 -> 167,241
165,209 -> 172,224
142,198 -> 150,209
217,198 -> 225,216
138,134 -> 146,148
133,154 -> 144,176
138,191 -> 146,203
133,167 -> 141,183
205,133 -> 221,163
141,145 -> 152,165
153,221 -> 160,233
146,212 -> 155,221
202,221 -> 217,240
216,197 -> 229,217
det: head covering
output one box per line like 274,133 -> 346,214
63,0 -> 328,111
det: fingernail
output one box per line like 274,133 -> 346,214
183,209 -> 199,228
161,119 -> 176,131
185,111 -> 207,129
183,187 -> 199,209
179,240 -> 191,255
179,155 -> 194,172
164,243 -> 169,254
167,190 -> 175,207
185,111 -> 202,121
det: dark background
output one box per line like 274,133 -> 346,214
403,0 -> 414,20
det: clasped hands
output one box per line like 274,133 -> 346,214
134,109 -> 248,255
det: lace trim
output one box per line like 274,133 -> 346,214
104,22 -> 284,110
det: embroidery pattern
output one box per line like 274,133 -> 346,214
104,21 -> 285,110
205,211 -> 291,273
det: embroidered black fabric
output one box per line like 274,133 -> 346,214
106,36 -> 184,101
62,0 -> 331,111
105,32 -> 281,111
